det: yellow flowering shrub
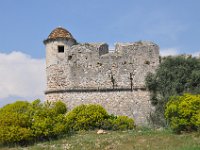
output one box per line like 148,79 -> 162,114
165,93 -> 200,133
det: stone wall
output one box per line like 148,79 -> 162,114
46,89 -> 152,125
45,39 -> 159,126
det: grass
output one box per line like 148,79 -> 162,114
1,129 -> 200,150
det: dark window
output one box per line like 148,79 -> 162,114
58,45 -> 64,53
68,55 -> 72,60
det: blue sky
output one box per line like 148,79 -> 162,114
0,0 -> 200,106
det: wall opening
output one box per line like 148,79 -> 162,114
58,45 -> 64,53
68,55 -> 72,60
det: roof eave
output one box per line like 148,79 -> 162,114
43,37 -> 77,45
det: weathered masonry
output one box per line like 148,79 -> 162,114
44,27 -> 160,125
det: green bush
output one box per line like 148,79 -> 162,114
31,100 -> 68,139
0,100 -> 68,145
0,101 -> 135,145
0,101 -> 33,144
100,114 -> 116,130
0,126 -> 32,145
165,93 -> 200,133
65,104 -> 109,131
101,115 -> 135,130
52,100 -> 67,114
111,116 -> 135,130
65,104 -> 135,131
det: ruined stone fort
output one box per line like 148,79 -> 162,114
44,27 -> 160,125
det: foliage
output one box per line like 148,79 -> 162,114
100,114 -> 116,130
0,101 -> 33,144
107,116 -> 135,130
0,101 -> 135,145
0,126 -> 33,145
165,93 -> 200,133
66,105 -> 135,131
65,104 -> 109,131
146,56 -> 200,126
0,100 -> 67,145
30,100 -> 68,139
112,116 -> 134,130
101,115 -> 135,130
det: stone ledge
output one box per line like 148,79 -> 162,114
45,87 -> 147,94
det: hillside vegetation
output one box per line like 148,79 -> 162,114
146,56 -> 200,126
0,100 -> 134,146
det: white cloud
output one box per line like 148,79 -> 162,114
0,51 -> 45,102
160,48 -> 179,56
192,51 -> 200,57
160,48 -> 200,57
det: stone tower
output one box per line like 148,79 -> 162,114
44,27 -> 160,125
43,27 -> 76,68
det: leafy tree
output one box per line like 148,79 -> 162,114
146,56 -> 200,126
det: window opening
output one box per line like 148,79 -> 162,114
58,45 -> 64,53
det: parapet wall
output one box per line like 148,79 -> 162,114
46,41 -> 159,91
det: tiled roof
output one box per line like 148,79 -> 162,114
44,27 -> 76,44
48,27 -> 74,40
